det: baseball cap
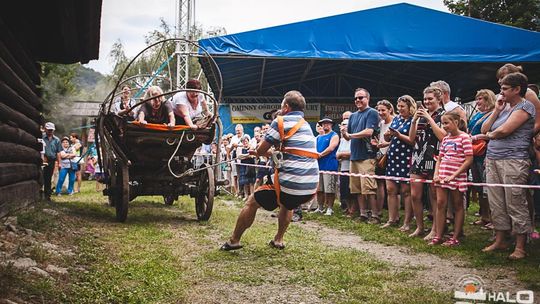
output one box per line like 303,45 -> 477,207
45,122 -> 55,130
318,117 -> 335,125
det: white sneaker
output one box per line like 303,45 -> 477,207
313,208 -> 324,214
325,208 -> 333,216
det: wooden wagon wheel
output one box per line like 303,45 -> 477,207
113,161 -> 130,222
195,164 -> 214,221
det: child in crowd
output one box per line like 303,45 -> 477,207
55,137 -> 77,196
93,154 -> 104,192
85,155 -> 95,180
431,112 -> 473,246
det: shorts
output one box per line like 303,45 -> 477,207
410,164 -> 434,177
350,159 -> 377,195
254,184 -> 314,211
318,173 -> 337,193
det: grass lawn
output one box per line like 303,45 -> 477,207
3,181 -> 538,303
305,204 -> 540,291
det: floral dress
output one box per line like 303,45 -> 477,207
385,116 -> 413,182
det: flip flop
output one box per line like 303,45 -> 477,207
220,242 -> 243,251
269,240 -> 285,250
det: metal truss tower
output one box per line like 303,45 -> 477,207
175,0 -> 195,89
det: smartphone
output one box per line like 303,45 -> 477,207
389,127 -> 398,133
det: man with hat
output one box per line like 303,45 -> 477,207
315,117 -> 340,215
42,122 -> 61,201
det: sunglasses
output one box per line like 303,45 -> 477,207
398,96 -> 410,102
355,96 -> 366,101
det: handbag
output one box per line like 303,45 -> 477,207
376,153 -> 388,169
70,161 -> 79,171
469,112 -> 491,157
472,140 -> 487,156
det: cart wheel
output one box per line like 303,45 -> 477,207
163,194 -> 175,205
195,164 -> 214,221
113,162 -> 129,222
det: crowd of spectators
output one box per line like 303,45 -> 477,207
214,63 -> 539,260
41,63 -> 539,260
40,123 -> 100,198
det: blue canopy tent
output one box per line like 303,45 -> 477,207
199,2 -> 540,108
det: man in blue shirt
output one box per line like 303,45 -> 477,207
341,88 -> 381,223
42,122 -> 61,201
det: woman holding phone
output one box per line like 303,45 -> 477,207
404,87 -> 446,238
382,95 -> 416,230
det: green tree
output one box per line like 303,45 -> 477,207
107,20 -> 213,94
444,0 -> 540,31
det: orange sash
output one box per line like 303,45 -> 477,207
274,116 -> 320,206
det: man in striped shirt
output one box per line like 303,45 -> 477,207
221,90 -> 319,251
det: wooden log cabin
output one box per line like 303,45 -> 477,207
0,1 -> 102,217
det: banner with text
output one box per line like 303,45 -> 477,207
229,103 -> 320,124
322,104 -> 358,121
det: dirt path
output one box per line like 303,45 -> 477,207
300,221 -> 528,294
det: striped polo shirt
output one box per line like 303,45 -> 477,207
265,111 -> 319,196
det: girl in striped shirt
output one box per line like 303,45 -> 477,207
430,112 -> 473,246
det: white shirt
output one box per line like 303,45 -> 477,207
228,135 -> 242,149
171,92 -> 204,118
112,97 -> 138,119
378,119 -> 392,155
444,100 -> 464,113
336,138 -> 351,172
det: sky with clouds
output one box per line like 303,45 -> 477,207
84,0 -> 448,75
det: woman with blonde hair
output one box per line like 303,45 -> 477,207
382,95 -> 416,230
404,87 -> 446,238
468,89 -> 496,229
137,86 -> 175,126
371,100 -> 395,223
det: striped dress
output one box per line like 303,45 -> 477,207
265,111 -> 319,196
437,133 -> 473,192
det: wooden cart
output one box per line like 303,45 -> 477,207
95,39 -> 223,222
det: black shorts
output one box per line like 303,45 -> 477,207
254,184 -> 314,211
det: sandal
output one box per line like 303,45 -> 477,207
442,237 -> 460,247
269,240 -> 285,250
482,243 -> 509,252
508,248 -> 527,260
381,220 -> 399,228
220,242 -> 243,251
428,236 -> 443,246
471,219 -> 489,226
481,223 -> 494,230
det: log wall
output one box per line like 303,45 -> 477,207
0,19 -> 44,218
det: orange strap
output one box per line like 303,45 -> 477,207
130,121 -> 191,131
282,148 -> 320,159
273,116 -> 319,207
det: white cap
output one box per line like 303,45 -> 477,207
44,122 -> 55,130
